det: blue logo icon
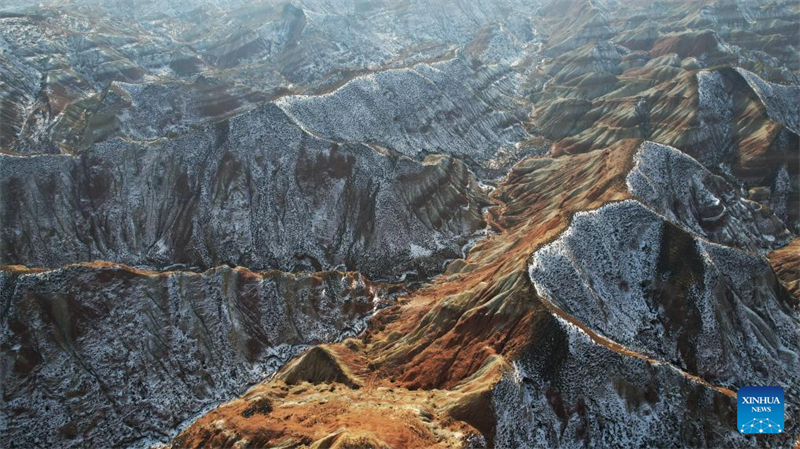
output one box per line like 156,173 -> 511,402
738,386 -> 784,434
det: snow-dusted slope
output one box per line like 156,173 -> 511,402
627,141 -> 791,252
509,198 -> 800,448
0,103 -> 489,280
528,200 -> 799,389
1,0 -> 799,447
493,319 -> 743,448
276,56 -> 531,168
735,67 -> 800,135
0,264 -> 383,448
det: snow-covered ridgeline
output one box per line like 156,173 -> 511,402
275,55 -> 530,167
500,146 -> 800,446
735,67 -> 800,135
0,103 -> 489,280
627,141 -> 792,252
515,198 -> 799,446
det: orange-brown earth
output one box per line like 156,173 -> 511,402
769,238 -> 800,305
176,129 -> 799,448
173,140 -> 641,448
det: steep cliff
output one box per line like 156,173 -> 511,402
0,104 -> 490,280
1,263 -> 386,448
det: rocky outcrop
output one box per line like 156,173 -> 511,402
532,65 -> 799,234
0,103 -> 490,280
172,353 -> 496,449
529,200 -> 799,389
276,55 -> 531,170
493,319 -> 742,448
735,67 -> 800,135
628,141 -> 791,252
168,142 -> 640,449
0,263 -> 385,448
692,68 -> 799,229
173,139 -> 800,448
768,237 -> 800,305
511,199 -> 800,448
277,345 -> 363,388
170,135 -> 800,448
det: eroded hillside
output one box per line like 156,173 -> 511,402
1,0 -> 799,448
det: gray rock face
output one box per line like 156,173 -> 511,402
498,198 -> 800,448
0,103 -> 489,279
0,263 -> 383,448
627,141 -> 792,252
735,67 -> 800,135
276,55 -> 531,170
493,319 -> 744,448
529,200 -> 800,390
0,0 -> 545,156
